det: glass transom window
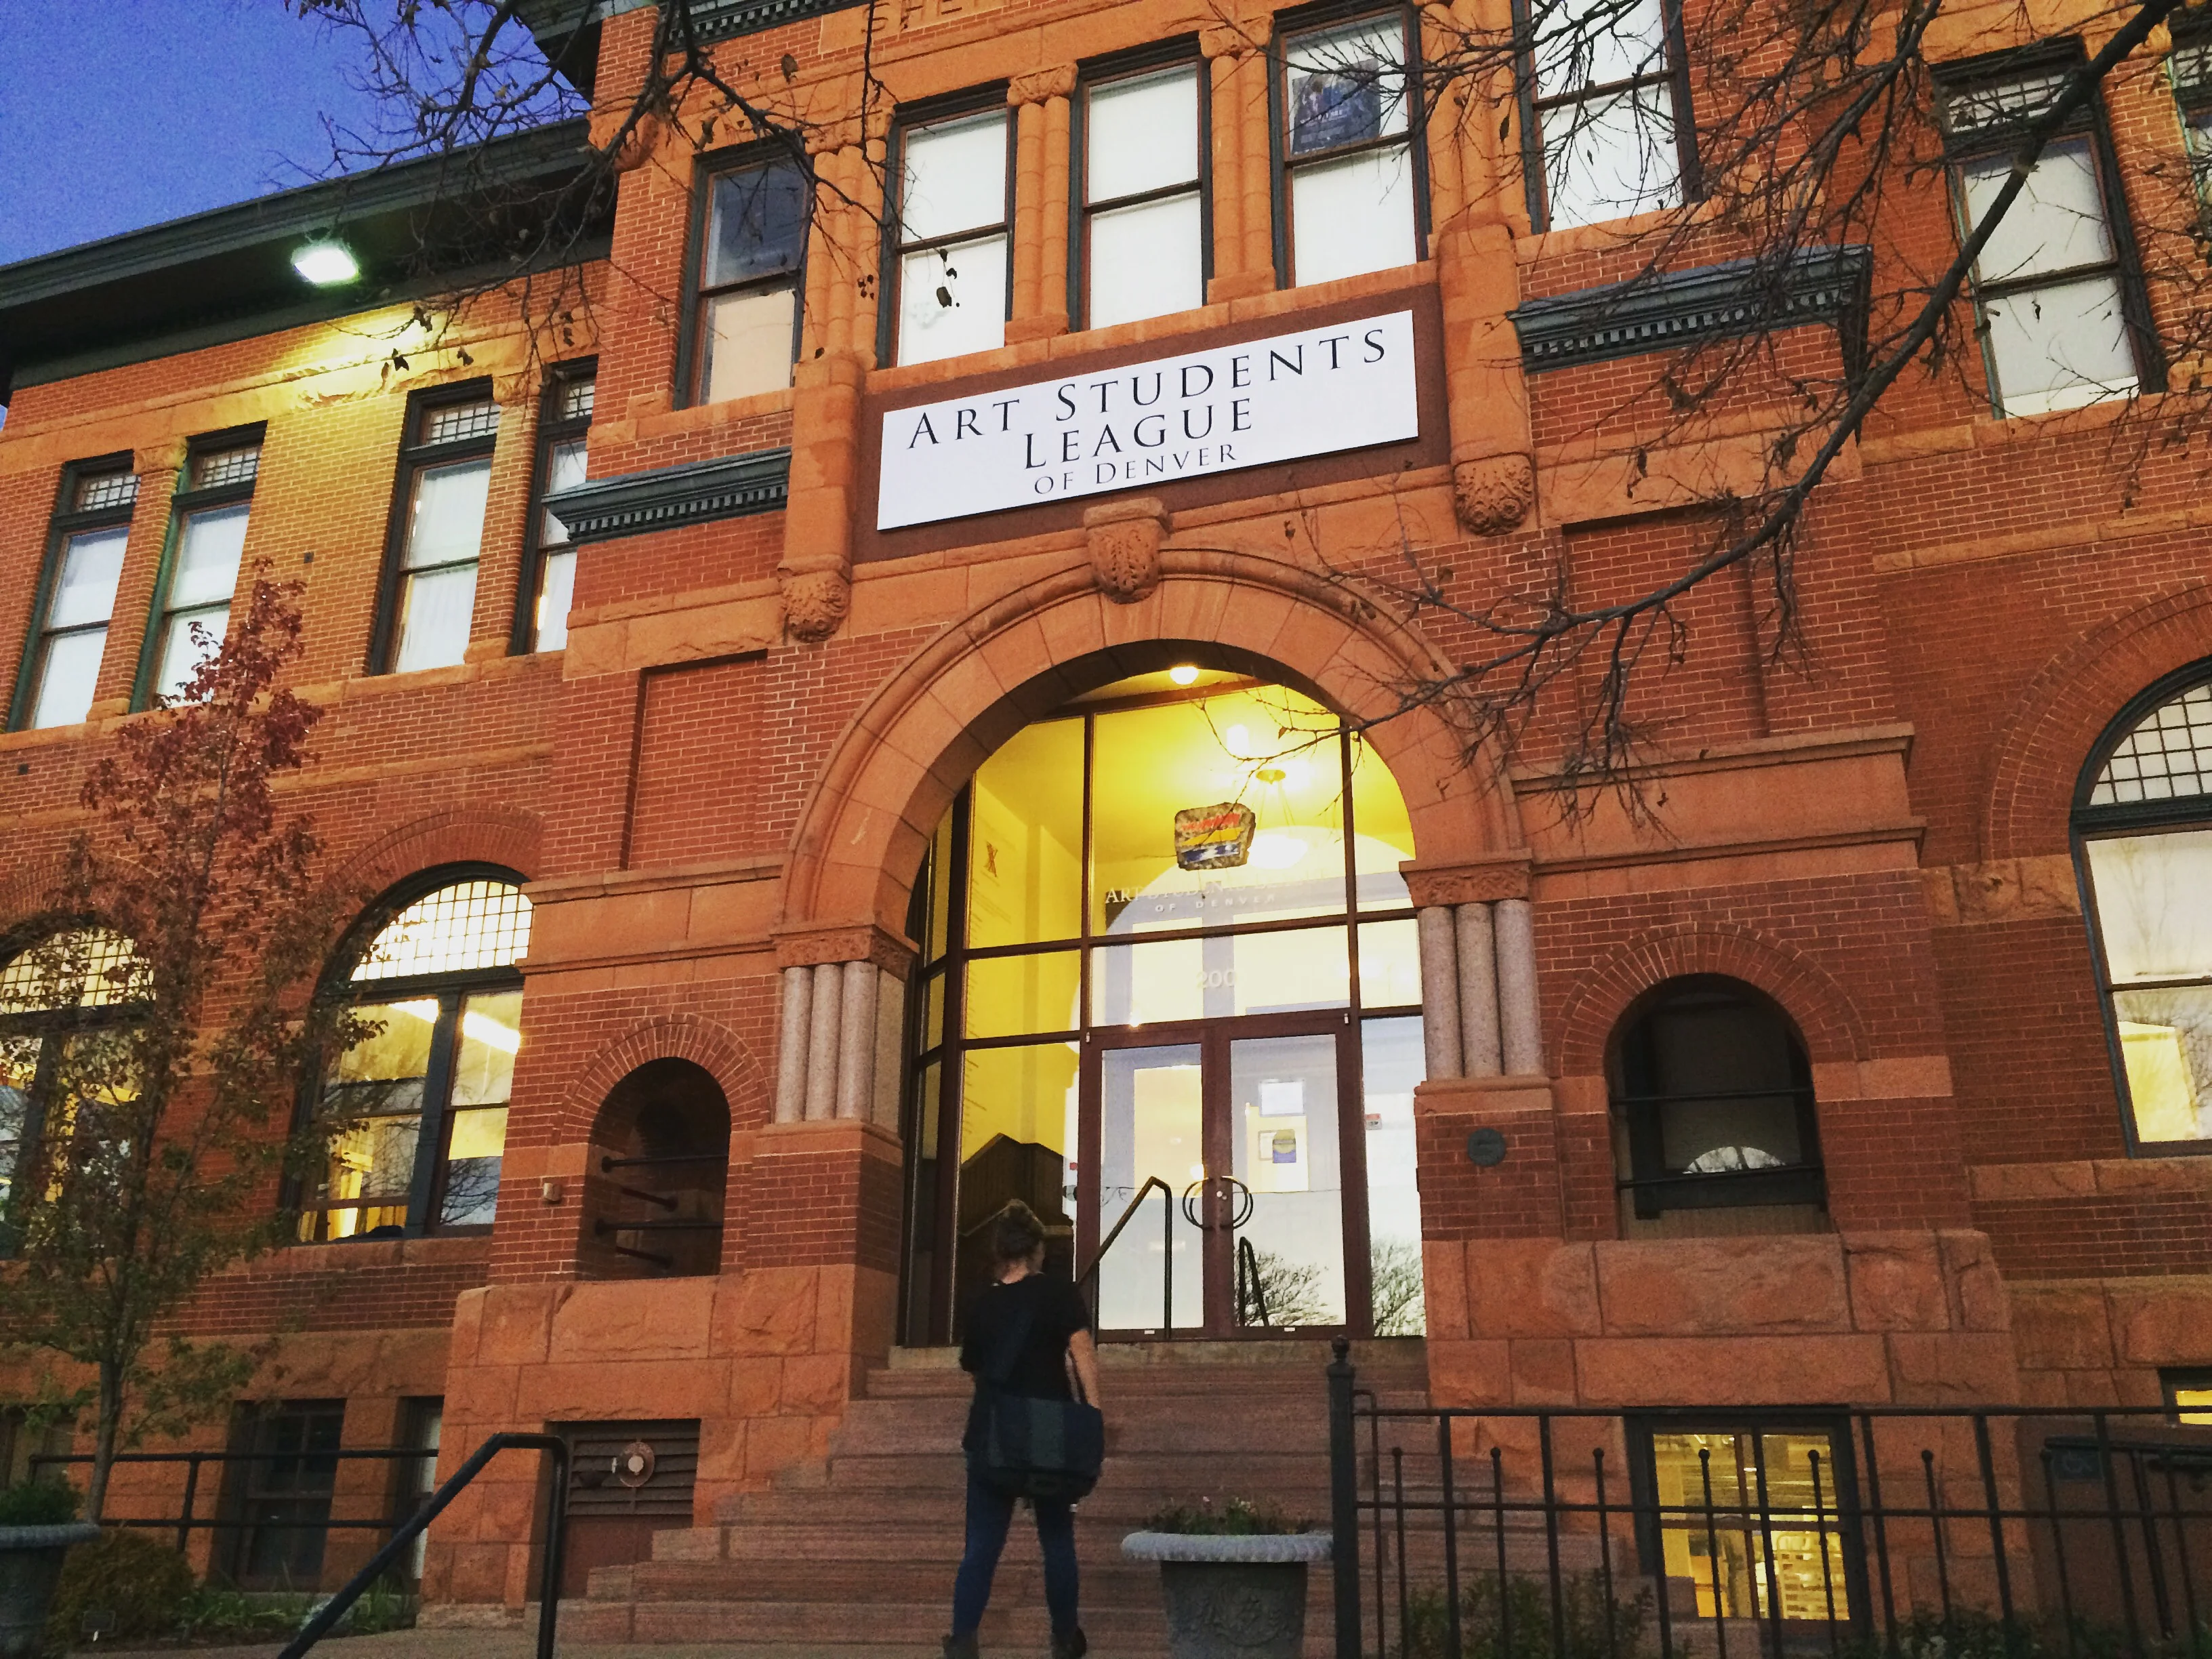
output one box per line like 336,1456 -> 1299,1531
2076,667 -> 2212,1149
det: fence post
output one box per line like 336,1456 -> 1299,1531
1329,1336 -> 1361,1659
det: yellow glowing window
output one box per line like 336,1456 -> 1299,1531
1648,1429 -> 1851,1622
0,930 -> 148,1014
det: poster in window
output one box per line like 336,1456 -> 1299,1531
1174,802 -> 1255,870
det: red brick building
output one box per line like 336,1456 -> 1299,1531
1,0 -> 2209,1631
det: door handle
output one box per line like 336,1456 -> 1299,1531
1220,1175 -> 1256,1229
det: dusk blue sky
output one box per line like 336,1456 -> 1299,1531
1,1 -> 449,268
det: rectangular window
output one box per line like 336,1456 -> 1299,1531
690,159 -> 808,405
1524,0 -> 1692,230
1081,60 -> 1207,329
1636,1420 -> 1856,1622
2080,827 -> 2212,1145
14,461 -> 138,731
2165,1368 -> 2212,1425
2171,28 -> 2212,214
221,1400 -> 344,1591
377,388 -> 500,674
893,104 -> 1012,365
146,433 -> 261,704
1278,13 -> 1422,287
1938,54 -> 2156,417
521,365 -> 594,653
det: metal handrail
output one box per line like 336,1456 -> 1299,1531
1076,1175 -> 1174,1336
276,1431 -> 569,1659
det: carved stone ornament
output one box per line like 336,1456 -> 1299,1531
1084,499 -> 1168,604
592,110 -> 663,175
1452,454 -> 1536,535
782,569 -> 851,642
1007,64 -> 1078,105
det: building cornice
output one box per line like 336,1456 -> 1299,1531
1508,244 -> 1873,373
545,447 -> 792,543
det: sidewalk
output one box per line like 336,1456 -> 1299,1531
99,1633 -> 944,1659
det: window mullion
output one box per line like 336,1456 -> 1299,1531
405,994 -> 464,1235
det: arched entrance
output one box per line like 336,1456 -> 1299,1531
900,666 -> 1429,1345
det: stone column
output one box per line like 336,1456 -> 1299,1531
1494,897 -> 1543,1076
773,925 -> 918,1134
1456,902 -> 1503,1076
1418,906 -> 1464,1080
774,966 -> 814,1124
804,961 -> 845,1122
1006,65 -> 1076,342
777,346 -> 865,643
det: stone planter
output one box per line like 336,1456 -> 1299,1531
0,1523 -> 99,1659
1122,1530 -> 1332,1659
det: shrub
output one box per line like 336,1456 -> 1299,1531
49,1530 -> 194,1648
1144,1495 -> 1313,1535
0,1480 -> 79,1526
1401,1572 -> 1653,1659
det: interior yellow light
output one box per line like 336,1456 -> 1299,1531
1168,664 -> 1200,686
390,998 -> 441,1024
462,1008 -> 524,1054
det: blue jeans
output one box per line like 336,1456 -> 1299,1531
951,1461 -> 1079,1639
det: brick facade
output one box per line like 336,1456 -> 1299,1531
3,0 -> 2209,1613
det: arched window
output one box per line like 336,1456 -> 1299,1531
2074,665 -> 2212,1151
0,929 -> 146,1216
300,871 -> 531,1242
585,1059 -> 731,1279
1609,976 -> 1826,1229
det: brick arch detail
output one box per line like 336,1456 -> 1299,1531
781,548 -> 1522,933
1984,583 -> 2212,859
332,807 -> 546,905
560,1012 -> 770,1141
0,855 -> 76,939
1552,922 -> 1873,1074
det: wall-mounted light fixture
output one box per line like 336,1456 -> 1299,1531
291,237 -> 360,287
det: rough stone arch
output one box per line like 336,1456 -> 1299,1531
1984,584 -> 2212,860
1553,922 -> 1872,1073
781,549 -> 1522,934
331,807 -> 544,903
560,1012 -> 770,1141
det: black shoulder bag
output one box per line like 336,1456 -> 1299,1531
977,1287 -> 1105,1503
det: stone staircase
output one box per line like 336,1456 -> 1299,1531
566,1338 -> 1432,1653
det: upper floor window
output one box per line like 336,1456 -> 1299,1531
893,104 -> 1012,365
1277,12 -> 1422,287
2171,25 -> 2212,214
521,364 -> 594,653
0,929 -> 148,1222
12,461 -> 137,732
301,872 -> 530,1242
1610,976 -> 1826,1228
375,388 -> 500,675
1937,52 -> 2158,417
1080,59 -> 1208,329
689,158 -> 808,405
145,431 -> 261,704
2074,666 -> 2212,1151
1523,0 -> 1692,230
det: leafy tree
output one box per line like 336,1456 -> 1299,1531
0,575 -> 360,1520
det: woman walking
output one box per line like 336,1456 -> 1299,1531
946,1201 -> 1100,1659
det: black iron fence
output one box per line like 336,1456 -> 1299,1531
1325,1341 -> 2212,1659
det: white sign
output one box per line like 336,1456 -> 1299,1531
876,310 -> 1419,531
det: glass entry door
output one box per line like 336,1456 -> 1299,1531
1081,1015 -> 1363,1338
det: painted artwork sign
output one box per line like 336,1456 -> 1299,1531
1173,802 -> 1255,871
876,310 -> 1419,530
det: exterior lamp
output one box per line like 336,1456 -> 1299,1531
291,238 -> 360,286
1168,664 -> 1200,686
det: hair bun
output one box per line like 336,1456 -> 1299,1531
990,1200 -> 1048,1265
